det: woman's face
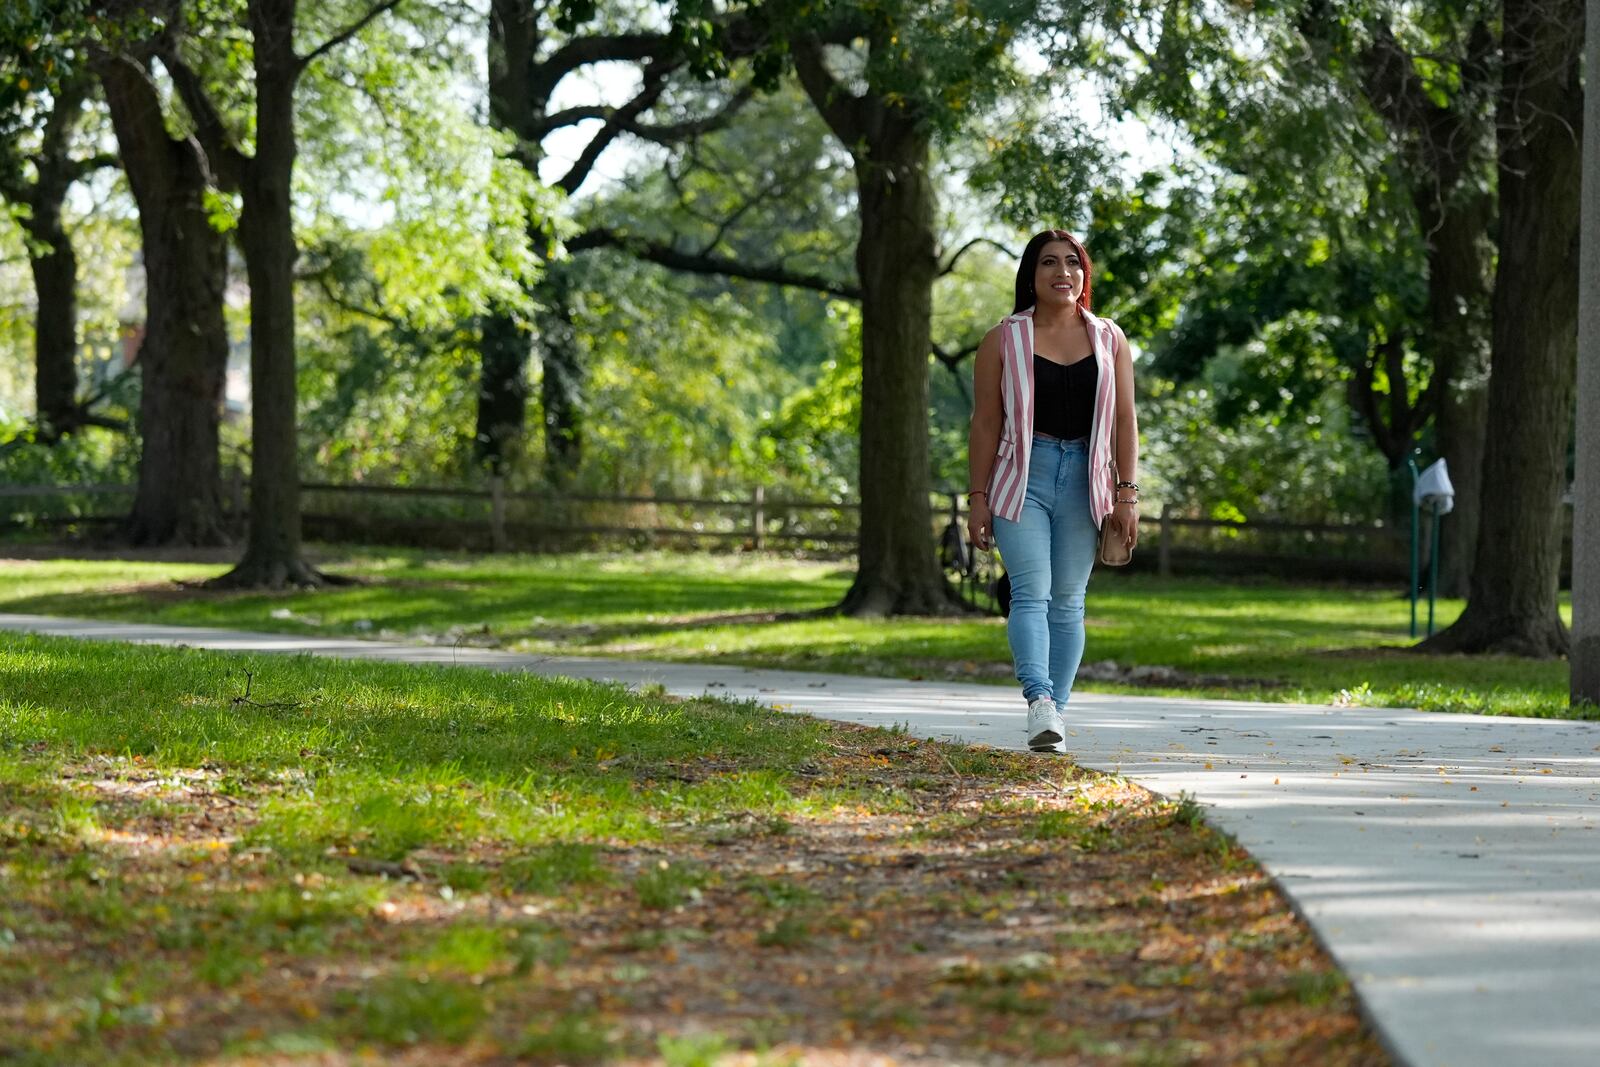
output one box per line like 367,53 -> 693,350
1033,240 -> 1084,309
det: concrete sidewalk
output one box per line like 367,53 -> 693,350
3,612 -> 1597,1067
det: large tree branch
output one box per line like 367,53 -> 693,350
1463,18 -> 1496,94
35,77 -> 89,182
1296,9 -> 1488,243
76,363 -> 139,412
297,0 -> 404,73
67,152 -> 121,182
1359,21 -> 1479,193
1414,359 -> 1448,428
663,133 -> 821,254
791,36 -> 865,147
539,81 -> 755,149
309,272 -> 406,329
569,226 -> 861,299
523,15 -> 850,177
572,225 -> 964,377
3,406 -> 130,447
74,411 -> 132,433
557,61 -> 672,194
931,339 -> 981,370
940,236 -> 1015,276
533,13 -> 777,187
1339,18 -> 1487,202
932,340 -> 978,401
530,8 -> 848,105
156,46 -> 245,189
0,70 -> 93,202
625,81 -> 758,145
529,32 -> 676,103
1348,340 -> 1401,465
696,175 -> 781,256
1354,21 -> 1432,135
0,115 -> 33,203
97,54 -> 184,198
10,146 -> 120,209
1381,330 -> 1413,444
541,104 -> 611,130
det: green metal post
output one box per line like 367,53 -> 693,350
1408,456 -> 1420,638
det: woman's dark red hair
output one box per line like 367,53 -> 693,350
1013,229 -> 1093,315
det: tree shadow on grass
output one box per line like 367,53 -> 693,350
0,653 -> 1388,1066
0,567 -> 841,633
4,566 -> 1566,714
0,633 -> 833,796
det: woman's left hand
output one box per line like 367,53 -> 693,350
1110,501 -> 1139,548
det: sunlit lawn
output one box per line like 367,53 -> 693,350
0,633 -> 1381,1064
0,547 -> 1578,719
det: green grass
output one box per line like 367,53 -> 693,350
341,975 -> 487,1044
633,860 -> 711,910
0,548 -> 1579,718
0,631 -> 859,866
754,912 -> 813,949
515,1011 -> 620,1063
0,629 -> 1388,1062
0,631 -> 925,1062
502,842 -> 612,895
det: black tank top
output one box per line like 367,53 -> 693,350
1032,354 -> 1097,440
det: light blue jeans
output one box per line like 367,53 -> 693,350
991,434 -> 1099,705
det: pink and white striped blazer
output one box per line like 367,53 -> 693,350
985,306 -> 1121,529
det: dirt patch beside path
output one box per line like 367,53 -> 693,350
1,721 -> 1385,1064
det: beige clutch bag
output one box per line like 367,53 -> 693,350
1098,521 -> 1132,566
1099,448 -> 1133,566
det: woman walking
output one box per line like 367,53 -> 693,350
966,230 -> 1140,753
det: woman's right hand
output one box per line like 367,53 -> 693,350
967,496 -> 994,552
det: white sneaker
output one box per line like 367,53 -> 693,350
1026,696 -> 1065,753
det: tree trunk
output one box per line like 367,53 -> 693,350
476,268 -> 585,486
838,122 -> 959,615
25,195 -> 81,439
100,57 -> 230,546
789,35 -> 962,616
1338,16 -> 1497,597
1421,0 -> 1584,657
1571,0 -> 1600,705
483,0 -> 589,486
2,74 -> 92,440
1432,369 -> 1487,597
475,304 -> 529,474
476,0 -> 542,478
1420,194 -> 1493,598
537,267 -> 583,484
214,0 -> 325,587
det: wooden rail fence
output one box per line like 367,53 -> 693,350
4,476 -> 1540,583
